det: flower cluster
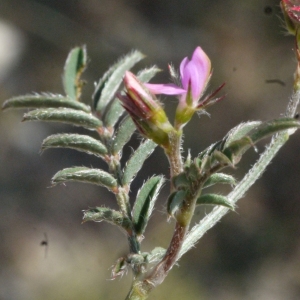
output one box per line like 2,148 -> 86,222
118,47 -> 224,145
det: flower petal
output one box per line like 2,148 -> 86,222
179,57 -> 189,88
191,47 -> 211,85
179,47 -> 211,103
145,83 -> 186,95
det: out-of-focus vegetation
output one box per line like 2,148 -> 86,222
1,1 -> 300,299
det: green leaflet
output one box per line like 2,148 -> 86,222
136,66 -> 161,83
63,46 -> 87,101
2,94 -> 91,113
196,193 -> 235,210
132,176 -> 165,235
122,139 -> 157,185
223,118 -> 300,164
82,207 -> 131,230
203,173 -> 236,188
93,50 -> 145,113
167,190 -> 186,217
112,116 -> 136,154
52,167 -> 117,192
22,108 -> 102,130
103,98 -> 124,128
250,117 -> 300,143
224,121 -> 261,148
41,133 -> 107,157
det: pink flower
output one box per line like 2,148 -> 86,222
145,47 -> 212,107
145,47 -> 224,128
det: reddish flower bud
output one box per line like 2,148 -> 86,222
281,0 -> 300,34
118,71 -> 174,147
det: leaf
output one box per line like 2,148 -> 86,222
82,207 -> 131,229
93,50 -> 145,112
223,118 -> 300,164
41,133 -> 107,157
132,176 -> 165,235
112,116 -> 136,154
136,66 -> 161,83
203,173 -> 236,188
122,139 -> 157,185
224,121 -> 261,148
103,98 -> 125,128
22,108 -> 102,130
52,167 -> 118,192
2,94 -> 91,113
63,46 -> 87,101
249,117 -> 300,143
167,190 -> 186,217
196,194 -> 235,210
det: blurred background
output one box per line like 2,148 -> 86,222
1,0 -> 300,299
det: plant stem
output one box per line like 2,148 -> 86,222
179,88 -> 300,259
126,129 -> 197,299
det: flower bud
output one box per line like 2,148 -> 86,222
118,71 -> 175,147
281,0 -> 300,35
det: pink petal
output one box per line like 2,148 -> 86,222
179,47 -> 211,102
185,61 -> 203,100
179,57 -> 189,85
145,83 -> 186,95
191,47 -> 211,83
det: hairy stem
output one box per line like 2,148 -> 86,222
179,87 -> 300,258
